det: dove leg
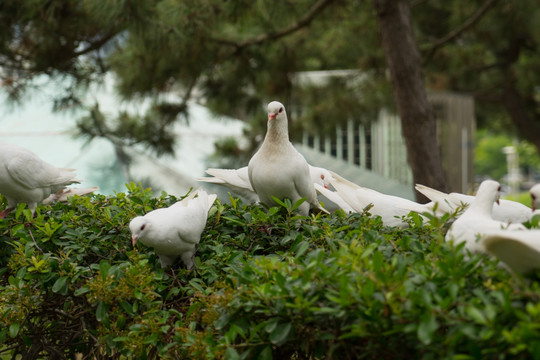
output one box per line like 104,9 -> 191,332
181,251 -> 196,270
158,254 -> 177,268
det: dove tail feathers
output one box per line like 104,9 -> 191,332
415,184 -> 448,202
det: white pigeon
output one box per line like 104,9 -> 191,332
198,165 -> 331,204
416,183 -> 531,224
445,180 -> 526,253
129,188 -> 217,269
0,142 -> 82,217
198,167 -> 259,203
247,101 -> 328,216
328,171 -> 430,227
482,229 -> 540,275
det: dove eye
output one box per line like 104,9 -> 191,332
320,174 -> 324,180
532,194 -> 536,200
497,186 -> 501,192
279,107 -> 283,113
140,224 -> 146,231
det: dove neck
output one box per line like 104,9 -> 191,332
468,189 -> 496,216
264,118 -> 289,144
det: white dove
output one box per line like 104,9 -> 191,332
129,188 -> 217,269
247,101 -> 328,216
328,171 -> 431,227
416,183 -> 531,224
445,180 -> 526,253
198,165 -> 331,204
0,142 -> 82,217
483,229 -> 540,275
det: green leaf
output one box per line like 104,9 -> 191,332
467,306 -> 487,325
264,318 -> 279,333
74,286 -> 89,296
417,314 -> 438,345
291,197 -> 307,211
258,345 -> 273,360
225,347 -> 241,360
99,261 -> 111,280
52,276 -> 68,294
9,323 -> 20,338
96,301 -> 108,323
269,322 -> 292,346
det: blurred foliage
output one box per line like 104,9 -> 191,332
475,129 -> 540,181
2,186 -> 540,358
1,0 -> 539,160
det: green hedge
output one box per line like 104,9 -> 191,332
1,184 -> 540,359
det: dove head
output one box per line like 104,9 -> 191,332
267,101 -> 286,122
531,184 -> 540,211
310,166 -> 331,189
129,216 -> 150,246
477,179 -> 501,206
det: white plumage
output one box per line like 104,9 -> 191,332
247,101 -> 328,216
483,229 -> 540,275
530,183 -> 540,213
416,183 -> 531,224
445,180 -> 525,253
0,142 -> 82,216
198,165 -> 331,204
129,188 -> 217,269
328,171 -> 428,227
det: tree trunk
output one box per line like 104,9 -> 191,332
373,0 -> 449,201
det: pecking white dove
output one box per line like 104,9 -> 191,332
198,165 -> 331,204
483,229 -> 540,275
247,101 -> 328,216
129,188 -> 217,269
314,183 -> 355,214
0,142 -> 83,217
328,171 -> 431,227
445,180 -> 526,253
416,183 -> 531,224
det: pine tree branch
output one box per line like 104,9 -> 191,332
422,0 -> 499,59
73,31 -> 118,57
210,0 -> 336,49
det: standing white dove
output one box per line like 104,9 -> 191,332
445,180 -> 526,253
198,165 -> 331,204
248,101 -> 328,216
0,142 -> 83,217
129,188 -> 217,269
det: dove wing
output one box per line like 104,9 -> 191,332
7,152 -> 77,189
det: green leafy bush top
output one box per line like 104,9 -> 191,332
1,184 -> 540,359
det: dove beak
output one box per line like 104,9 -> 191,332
132,235 -> 138,246
268,113 -> 277,120
324,184 -> 329,189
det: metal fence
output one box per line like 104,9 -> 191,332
301,92 -> 475,193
